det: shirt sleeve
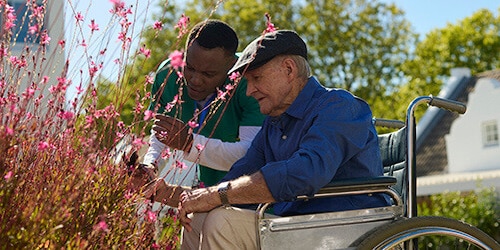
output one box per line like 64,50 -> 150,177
142,133 -> 166,166
183,126 -> 261,171
222,128 -> 268,181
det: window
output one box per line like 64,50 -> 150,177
482,120 -> 499,147
2,0 -> 44,44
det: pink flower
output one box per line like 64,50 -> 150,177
38,141 -> 50,150
84,115 -> 94,128
161,147 -> 172,159
175,14 -> 190,38
217,89 -> 227,101
40,76 -> 49,84
5,127 -> 14,136
195,144 -> 204,151
117,121 -> 125,129
175,14 -> 189,30
229,72 -> 240,81
89,19 -> 99,32
144,110 -> 154,121
4,171 -> 13,180
146,210 -> 157,223
58,40 -> 65,48
4,5 -> 16,30
175,160 -> 187,169
75,85 -> 84,94
40,31 -> 51,45
188,120 -> 199,129
75,12 -> 84,22
124,190 -> 133,199
225,84 -> 234,91
109,0 -> 125,13
28,25 -> 38,35
153,20 -> 163,30
94,220 -> 109,232
139,45 -> 151,58
145,75 -> 154,85
59,111 -> 74,120
32,6 -> 44,20
22,87 -> 36,99
132,138 -> 146,147
265,13 -> 277,33
172,94 -> 183,105
169,50 -> 185,69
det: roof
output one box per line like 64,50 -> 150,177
415,69 -> 500,176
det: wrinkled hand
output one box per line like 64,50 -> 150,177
152,114 -> 193,152
178,187 -> 220,232
143,179 -> 188,207
128,163 -> 157,192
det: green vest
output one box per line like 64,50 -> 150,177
149,60 -> 265,187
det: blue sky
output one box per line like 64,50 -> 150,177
381,0 -> 499,37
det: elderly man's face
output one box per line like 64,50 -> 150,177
183,42 -> 236,101
244,56 -> 300,117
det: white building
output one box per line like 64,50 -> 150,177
416,68 -> 500,196
4,0 -> 66,114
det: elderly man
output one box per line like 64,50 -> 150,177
151,30 -> 390,249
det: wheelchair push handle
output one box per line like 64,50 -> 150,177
428,95 -> 467,114
372,118 -> 405,129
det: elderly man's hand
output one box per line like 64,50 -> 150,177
152,114 -> 193,152
178,187 -> 221,232
143,179 -> 188,207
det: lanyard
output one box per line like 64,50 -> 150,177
192,93 -> 216,188
194,94 -> 216,133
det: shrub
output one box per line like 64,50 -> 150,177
418,186 -> 500,244
0,1 -> 181,248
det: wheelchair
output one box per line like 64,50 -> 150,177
256,95 -> 500,249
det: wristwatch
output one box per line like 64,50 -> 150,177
217,182 -> 231,208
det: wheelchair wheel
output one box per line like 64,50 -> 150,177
355,216 -> 500,249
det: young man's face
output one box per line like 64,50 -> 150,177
183,41 -> 236,101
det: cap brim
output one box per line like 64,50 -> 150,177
228,57 -> 253,75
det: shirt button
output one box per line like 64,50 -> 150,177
282,135 -> 287,140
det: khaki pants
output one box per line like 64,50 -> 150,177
181,207 -> 265,250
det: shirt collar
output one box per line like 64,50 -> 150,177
283,77 -> 321,120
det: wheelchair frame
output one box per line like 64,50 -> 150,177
255,95 -> 500,249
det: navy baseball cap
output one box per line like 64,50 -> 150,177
228,30 -> 307,74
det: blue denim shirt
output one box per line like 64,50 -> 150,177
223,77 -> 390,216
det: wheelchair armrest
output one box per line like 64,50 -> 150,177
314,176 -> 397,195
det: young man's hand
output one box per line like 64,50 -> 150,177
152,114 -> 193,152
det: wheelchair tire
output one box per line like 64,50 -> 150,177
354,216 -> 500,250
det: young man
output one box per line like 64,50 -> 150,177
150,30 -> 390,249
136,20 -> 265,190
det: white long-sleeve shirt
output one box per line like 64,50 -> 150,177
142,126 -> 261,172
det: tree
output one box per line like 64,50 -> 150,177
297,0 -> 415,109
99,0 -> 416,125
395,8 -> 500,120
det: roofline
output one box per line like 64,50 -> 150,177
416,74 -> 471,149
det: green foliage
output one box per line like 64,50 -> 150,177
112,0 -> 417,125
397,8 -> 500,120
418,187 -> 500,243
